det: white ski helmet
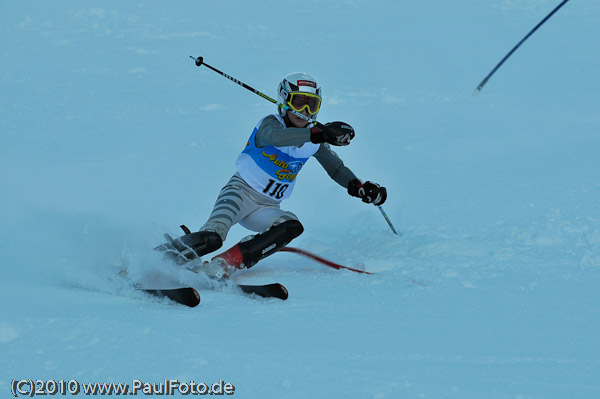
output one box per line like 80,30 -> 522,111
276,72 -> 322,120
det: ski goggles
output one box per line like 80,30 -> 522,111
286,92 -> 322,115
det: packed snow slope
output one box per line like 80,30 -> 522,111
1,1 -> 599,398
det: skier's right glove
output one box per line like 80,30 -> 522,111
310,121 -> 355,146
348,179 -> 387,205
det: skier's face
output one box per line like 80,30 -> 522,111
287,108 -> 310,128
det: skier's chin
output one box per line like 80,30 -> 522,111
289,115 -> 309,128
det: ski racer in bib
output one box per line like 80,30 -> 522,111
157,72 -> 387,279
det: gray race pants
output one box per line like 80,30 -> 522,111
199,173 -> 298,241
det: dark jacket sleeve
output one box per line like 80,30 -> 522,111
313,143 -> 358,188
255,115 -> 312,148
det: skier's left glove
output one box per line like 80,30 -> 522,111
348,179 -> 387,205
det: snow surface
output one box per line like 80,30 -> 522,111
1,0 -> 599,398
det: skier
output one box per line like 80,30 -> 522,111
157,72 -> 387,279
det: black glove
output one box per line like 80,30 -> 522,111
348,179 -> 387,205
310,121 -> 355,146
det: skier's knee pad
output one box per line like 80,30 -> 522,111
179,231 -> 223,258
281,219 -> 304,240
156,230 -> 223,263
238,220 -> 304,268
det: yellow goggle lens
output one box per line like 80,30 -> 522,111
287,92 -> 321,115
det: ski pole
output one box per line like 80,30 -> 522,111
190,56 -> 316,124
473,0 -> 571,95
378,205 -> 398,235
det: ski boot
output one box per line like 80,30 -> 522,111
155,225 -> 223,265
193,220 -> 304,279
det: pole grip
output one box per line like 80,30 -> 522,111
190,56 -> 203,66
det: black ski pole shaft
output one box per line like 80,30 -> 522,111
473,0 -> 570,95
190,56 -> 315,123
190,56 -> 277,104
